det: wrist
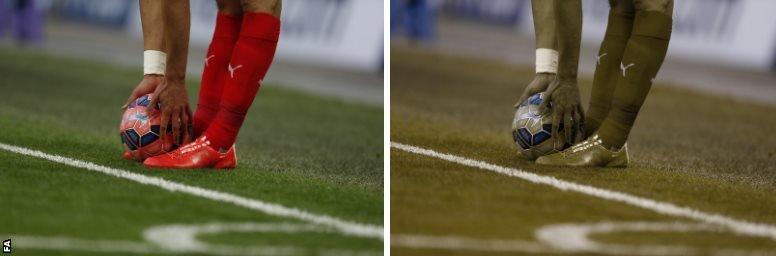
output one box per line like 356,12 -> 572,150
143,50 -> 167,75
535,72 -> 555,82
557,68 -> 578,82
142,74 -> 164,84
164,74 -> 186,83
556,75 -> 578,84
535,48 -> 558,74
165,76 -> 186,86
536,72 -> 556,77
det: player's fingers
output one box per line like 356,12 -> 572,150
539,84 -> 558,113
149,94 -> 160,112
180,109 -> 191,143
514,94 -> 527,108
552,107 -> 563,149
187,107 -> 194,140
122,97 -> 133,109
185,105 -> 193,118
171,107 -> 182,145
515,84 -> 535,108
545,80 -> 560,95
150,85 -> 165,110
122,91 -> 140,109
573,108 -> 583,142
515,98 -> 528,108
576,104 -> 586,140
538,96 -> 550,114
564,110 -> 573,145
159,109 -> 170,141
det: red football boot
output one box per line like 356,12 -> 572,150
143,136 -> 237,169
122,151 -> 132,160
216,145 -> 237,169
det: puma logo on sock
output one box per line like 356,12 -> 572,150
228,63 -> 243,78
596,53 -> 607,65
204,55 -> 215,67
620,62 -> 635,77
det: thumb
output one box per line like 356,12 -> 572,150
122,92 -> 139,110
538,92 -> 553,114
515,81 -> 538,108
148,85 -> 165,110
515,79 -> 541,108
514,90 -> 531,108
538,82 -> 560,114
148,93 -> 160,111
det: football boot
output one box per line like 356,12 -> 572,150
535,134 -> 629,168
122,151 -> 133,161
143,136 -> 236,169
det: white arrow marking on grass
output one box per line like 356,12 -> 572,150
391,142 -> 776,241
0,142 -> 383,240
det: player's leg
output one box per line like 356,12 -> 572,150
205,0 -> 281,150
584,0 -> 635,137
192,0 -> 243,137
596,0 -> 673,149
144,0 -> 280,169
535,0 -> 672,167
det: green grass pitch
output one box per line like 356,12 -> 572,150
390,46 -> 776,255
0,48 -> 383,255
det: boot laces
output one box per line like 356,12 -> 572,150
565,135 -> 603,156
170,137 -> 211,159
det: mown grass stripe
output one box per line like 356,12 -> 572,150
391,142 -> 776,241
0,142 -> 383,240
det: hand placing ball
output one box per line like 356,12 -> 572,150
120,94 -> 179,161
512,93 -> 580,160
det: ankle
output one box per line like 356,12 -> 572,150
599,137 -> 624,151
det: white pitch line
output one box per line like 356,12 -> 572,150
392,234 -> 554,254
391,142 -> 776,241
535,221 -> 713,255
10,235 -> 158,254
0,142 -> 383,240
8,232 -> 384,256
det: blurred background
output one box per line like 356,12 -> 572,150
0,0 -> 384,107
392,0 -> 776,105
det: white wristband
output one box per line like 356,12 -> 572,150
535,48 -> 559,74
143,50 -> 167,75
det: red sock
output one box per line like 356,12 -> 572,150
205,12 -> 280,149
192,13 -> 242,137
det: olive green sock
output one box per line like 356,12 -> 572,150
585,11 -> 634,138
597,11 -> 672,149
